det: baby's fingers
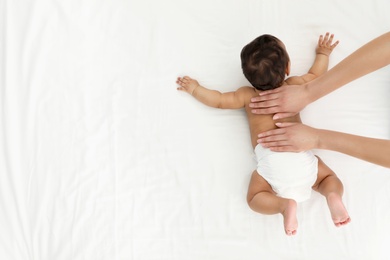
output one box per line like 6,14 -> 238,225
176,77 -> 183,85
324,32 -> 330,41
177,76 -> 184,83
326,33 -> 339,47
320,32 -> 330,44
177,85 -> 191,93
330,40 -> 339,49
177,86 -> 186,92
177,76 -> 190,84
318,34 -> 323,45
327,33 -> 334,45
318,32 -> 339,50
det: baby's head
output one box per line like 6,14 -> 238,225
241,34 -> 290,91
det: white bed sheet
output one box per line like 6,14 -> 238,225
1,0 -> 390,259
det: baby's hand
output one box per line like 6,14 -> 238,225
316,32 -> 339,56
176,76 -> 200,95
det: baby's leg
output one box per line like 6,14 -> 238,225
247,170 -> 297,236
312,157 -> 351,227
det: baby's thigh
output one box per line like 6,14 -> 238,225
247,170 -> 275,202
312,156 -> 337,188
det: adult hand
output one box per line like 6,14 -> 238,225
249,84 -> 310,120
257,122 -> 319,152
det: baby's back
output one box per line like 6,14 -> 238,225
240,86 -> 301,148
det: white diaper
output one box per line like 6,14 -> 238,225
254,144 -> 318,202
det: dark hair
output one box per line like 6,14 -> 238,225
240,34 -> 290,91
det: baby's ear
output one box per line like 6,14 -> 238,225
285,61 -> 291,76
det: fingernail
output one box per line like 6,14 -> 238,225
273,115 -> 279,120
249,103 -> 254,107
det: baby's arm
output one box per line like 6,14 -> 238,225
298,33 -> 339,83
176,76 -> 246,109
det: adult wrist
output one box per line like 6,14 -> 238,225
305,80 -> 322,104
302,82 -> 316,106
315,129 -> 326,150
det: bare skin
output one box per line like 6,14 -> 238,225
327,193 -> 350,226
177,33 -> 350,235
312,157 -> 351,226
250,32 -> 390,168
249,32 -> 390,118
246,171 -> 298,235
258,122 -> 390,168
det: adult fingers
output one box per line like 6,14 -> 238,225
251,107 -> 280,115
257,128 -> 287,139
269,145 -> 299,152
261,140 -> 290,147
274,122 -> 298,128
258,87 -> 282,96
250,93 -> 280,103
272,112 -> 297,120
249,99 -> 279,109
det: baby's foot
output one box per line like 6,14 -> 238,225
282,199 -> 298,236
327,193 -> 351,227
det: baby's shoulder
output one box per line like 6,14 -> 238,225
235,86 -> 257,105
236,86 -> 255,94
236,86 -> 256,100
285,76 -> 306,86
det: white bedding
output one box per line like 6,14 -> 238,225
1,0 -> 390,259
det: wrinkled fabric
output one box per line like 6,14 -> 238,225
1,0 -> 390,259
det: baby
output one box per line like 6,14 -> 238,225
176,33 -> 350,235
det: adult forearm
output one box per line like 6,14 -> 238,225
318,129 -> 390,168
307,32 -> 390,102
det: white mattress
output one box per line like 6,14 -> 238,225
1,0 -> 390,259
